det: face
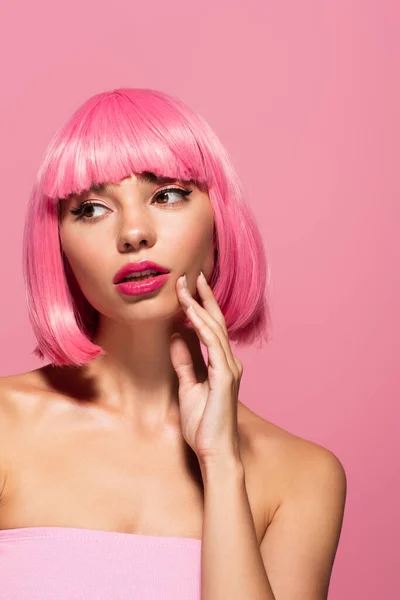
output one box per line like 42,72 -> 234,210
58,172 -> 215,323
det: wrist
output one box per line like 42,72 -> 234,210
199,453 -> 245,485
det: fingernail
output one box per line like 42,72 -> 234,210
199,271 -> 206,284
182,273 -> 188,289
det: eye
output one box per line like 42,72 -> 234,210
69,186 -> 193,222
70,201 -> 108,221
152,186 -> 193,206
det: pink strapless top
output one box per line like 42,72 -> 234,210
0,526 -> 202,599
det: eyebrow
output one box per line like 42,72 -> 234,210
87,171 -> 185,195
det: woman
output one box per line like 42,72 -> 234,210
0,88 -> 346,599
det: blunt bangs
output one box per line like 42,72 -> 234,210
23,88 -> 271,366
41,89 -> 209,203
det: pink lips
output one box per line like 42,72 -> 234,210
115,274 -> 170,296
113,260 -> 170,284
113,260 -> 170,297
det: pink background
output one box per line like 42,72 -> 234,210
0,0 -> 398,598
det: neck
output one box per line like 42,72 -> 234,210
72,315 -> 208,429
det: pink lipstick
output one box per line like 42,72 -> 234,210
113,260 -> 170,297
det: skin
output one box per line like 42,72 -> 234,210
0,172 -> 280,541
58,171 -> 215,431
0,170 -> 346,597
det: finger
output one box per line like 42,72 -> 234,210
196,271 -> 228,337
196,273 -> 241,376
169,333 -> 198,394
185,303 -> 233,388
178,276 -> 239,378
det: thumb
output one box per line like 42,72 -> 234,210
169,333 -> 198,393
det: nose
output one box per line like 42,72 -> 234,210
116,206 -> 157,253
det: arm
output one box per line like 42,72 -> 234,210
0,384 -> 12,508
170,275 -> 346,598
200,457 -> 276,600
259,446 -> 347,600
200,446 -> 347,600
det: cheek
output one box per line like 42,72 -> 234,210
59,227 -> 104,286
168,215 -> 215,284
60,232 -> 115,315
170,215 -> 214,258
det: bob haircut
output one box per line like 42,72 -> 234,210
22,88 -> 271,367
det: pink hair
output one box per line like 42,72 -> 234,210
22,88 -> 271,366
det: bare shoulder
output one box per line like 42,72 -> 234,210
0,368 -> 49,416
238,401 -> 347,526
240,404 -> 347,598
0,369 -> 50,498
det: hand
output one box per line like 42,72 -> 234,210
169,271 -> 244,466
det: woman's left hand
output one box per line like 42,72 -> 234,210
169,272 -> 244,467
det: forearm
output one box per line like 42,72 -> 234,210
200,458 -> 276,600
